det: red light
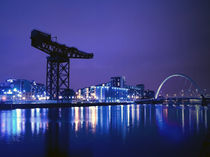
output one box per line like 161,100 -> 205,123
2,96 -> 6,101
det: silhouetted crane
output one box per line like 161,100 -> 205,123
30,30 -> 93,100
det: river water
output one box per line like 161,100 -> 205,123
0,104 -> 209,157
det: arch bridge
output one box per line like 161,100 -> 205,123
155,74 -> 202,99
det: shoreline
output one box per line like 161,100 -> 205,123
0,99 -> 160,110
0,98 -> 209,110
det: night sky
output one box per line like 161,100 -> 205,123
0,0 -> 210,92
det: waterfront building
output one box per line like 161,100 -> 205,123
0,79 -> 46,101
77,85 -> 129,102
76,76 -> 153,102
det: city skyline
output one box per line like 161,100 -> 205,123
0,1 -> 209,156
0,0 -> 210,92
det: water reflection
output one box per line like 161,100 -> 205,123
155,104 -> 209,139
0,104 -> 209,142
0,108 -> 49,140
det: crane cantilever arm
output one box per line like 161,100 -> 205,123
30,29 -> 94,59
66,47 -> 93,59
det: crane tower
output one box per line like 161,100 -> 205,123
30,30 -> 93,100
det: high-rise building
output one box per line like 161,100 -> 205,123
110,76 -> 125,88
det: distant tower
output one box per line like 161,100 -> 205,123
110,76 -> 125,88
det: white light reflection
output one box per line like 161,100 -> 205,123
74,107 -> 79,132
144,105 -> 147,126
121,105 -> 123,124
0,103 -> 208,143
0,109 -> 27,139
204,107 -> 208,130
30,108 -> 48,135
181,106 -> 185,133
127,105 -> 130,127
108,105 -> 111,125
100,106 -> 103,130
195,105 -> 200,133
137,105 -> 140,127
131,104 -> 135,126
80,106 -> 84,120
16,109 -> 24,135
89,106 -> 97,133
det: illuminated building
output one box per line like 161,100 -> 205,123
76,76 -> 151,102
0,79 -> 46,101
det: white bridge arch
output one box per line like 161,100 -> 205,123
155,73 -> 202,99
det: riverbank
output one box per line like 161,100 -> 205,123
0,102 -> 132,110
0,99 -> 161,110
1,98 -> 209,110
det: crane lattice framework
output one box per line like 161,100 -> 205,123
30,30 -> 94,100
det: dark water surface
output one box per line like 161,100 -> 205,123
0,104 -> 209,157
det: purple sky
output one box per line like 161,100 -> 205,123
0,0 -> 210,92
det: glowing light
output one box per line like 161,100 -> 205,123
7,79 -> 14,83
2,96 -> 6,101
7,90 -> 13,94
